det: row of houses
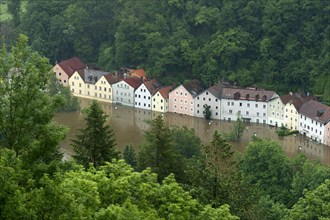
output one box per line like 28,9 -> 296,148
53,57 -> 330,146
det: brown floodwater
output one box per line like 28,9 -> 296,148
55,98 -> 330,165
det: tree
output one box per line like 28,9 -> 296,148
239,138 -> 292,205
203,104 -> 211,120
7,0 -> 21,27
123,144 -> 137,169
229,113 -> 245,141
171,126 -> 202,158
0,34 -> 66,166
138,115 -> 181,182
71,100 -> 119,167
287,179 -> 330,220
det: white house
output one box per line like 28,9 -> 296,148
112,77 -> 142,107
194,84 -> 223,120
135,79 -> 162,110
267,96 -> 285,127
220,87 -> 278,123
298,100 -> 330,144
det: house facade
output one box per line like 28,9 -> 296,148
298,100 -> 330,144
94,74 -> 119,103
112,77 -> 142,107
69,70 -> 86,98
267,96 -> 285,127
53,57 -> 85,87
152,86 -> 172,113
169,80 -> 203,116
220,87 -> 278,123
194,84 -> 222,120
135,79 -> 162,110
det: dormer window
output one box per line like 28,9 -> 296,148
255,94 -> 259,101
246,94 -> 250,100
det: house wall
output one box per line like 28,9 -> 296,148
324,122 -> 330,146
268,97 -> 285,127
220,99 -> 268,123
94,76 -> 113,103
298,114 -> 325,143
169,85 -> 194,116
284,103 -> 299,130
194,90 -> 220,120
135,84 -> 152,110
69,72 -> 86,98
112,81 -> 135,107
53,64 -> 69,87
152,91 -> 169,113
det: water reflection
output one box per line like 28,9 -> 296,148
54,98 -> 330,165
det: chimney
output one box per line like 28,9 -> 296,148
317,109 -> 325,117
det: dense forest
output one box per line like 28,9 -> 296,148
0,35 -> 330,219
1,0 -> 330,103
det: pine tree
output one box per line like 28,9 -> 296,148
123,144 -> 137,168
138,115 -> 181,182
71,101 -> 119,167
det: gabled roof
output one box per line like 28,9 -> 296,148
299,100 -> 330,124
157,86 -> 173,99
206,83 -> 223,99
57,57 -> 86,77
104,74 -> 120,85
221,87 -> 277,101
77,68 -> 109,84
124,77 -> 143,89
129,69 -> 147,80
183,80 -> 203,97
280,92 -> 315,111
144,79 -> 162,95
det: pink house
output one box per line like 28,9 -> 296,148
169,80 -> 203,116
53,57 -> 86,86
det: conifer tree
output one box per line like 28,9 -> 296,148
71,101 -> 119,167
123,144 -> 137,168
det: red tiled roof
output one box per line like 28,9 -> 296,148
144,79 -> 162,95
124,77 -> 143,89
158,86 -> 173,99
104,74 -> 120,85
129,69 -> 147,80
58,57 -> 86,77
299,100 -> 330,124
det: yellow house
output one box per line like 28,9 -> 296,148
281,93 -> 314,130
152,86 -> 172,113
94,74 -> 119,103
69,68 -> 111,99
69,70 -> 86,98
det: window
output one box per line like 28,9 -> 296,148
197,104 -> 199,107
203,97 -> 205,101
239,103 -> 242,107
258,112 -> 260,116
59,79 -> 62,82
72,82 -> 74,86
247,103 -> 250,107
206,92 -> 209,95
216,99 -> 218,102
197,97 -> 199,100
209,98 -> 211,101
197,110 -> 200,113
216,112 -> 218,116
263,113 -> 266,116
135,94 -> 137,97
229,110 -> 232,114
255,104 -> 258,108
59,72 -> 61,76
161,106 -> 163,110
64,80 -> 66,83
246,111 -> 249,116
161,100 -> 163,103
99,86 -> 101,91
216,106 -> 218,109
185,92 -> 187,96
231,102 -> 234,106
227,102 -> 230,106
153,105 -> 155,108
263,105 -> 266,109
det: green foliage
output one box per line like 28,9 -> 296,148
287,179 -> 330,220
203,104 -> 211,120
48,75 -> 80,112
0,158 -> 238,219
7,0 -> 20,26
171,126 -> 201,158
0,34 -> 66,166
138,115 -> 181,182
71,101 -> 119,167
229,113 -> 245,141
6,0 -> 328,93
239,138 -> 292,205
123,144 -> 137,169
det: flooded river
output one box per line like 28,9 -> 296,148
55,98 -> 330,165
